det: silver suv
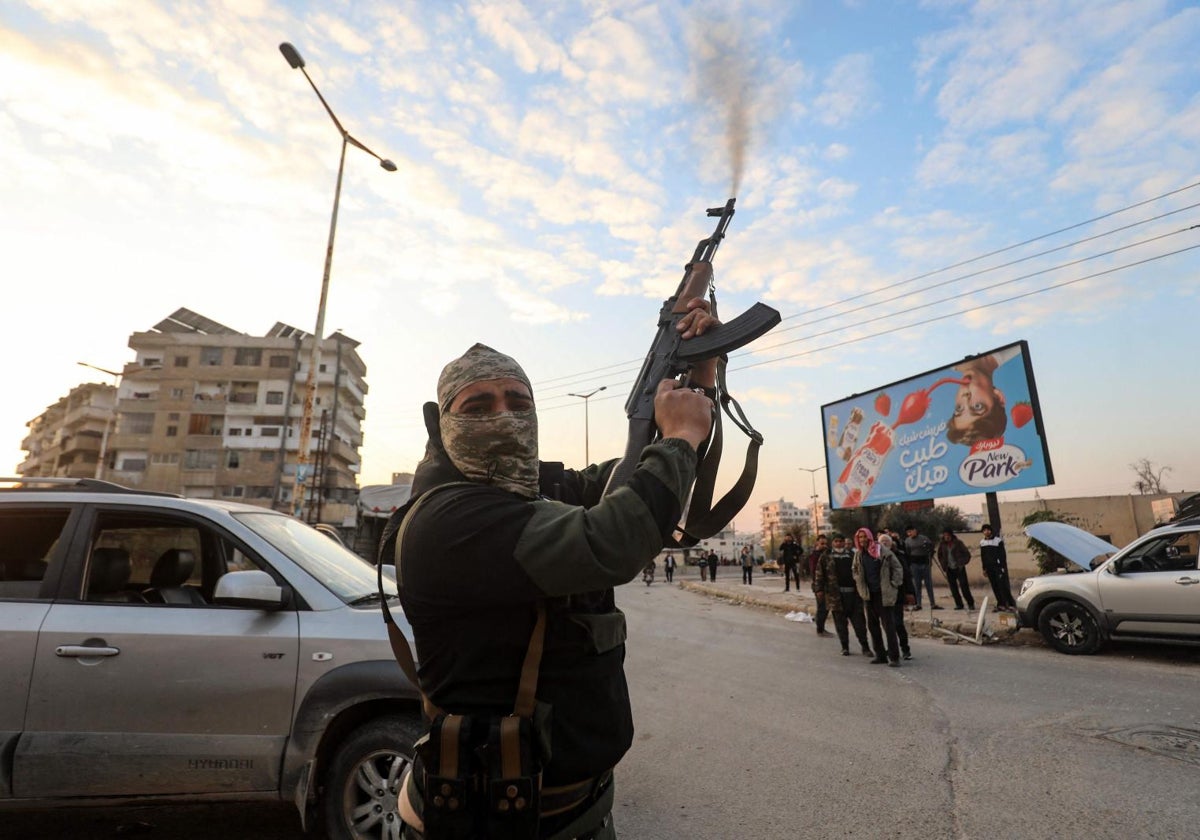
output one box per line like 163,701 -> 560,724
0,478 -> 420,838
1017,518 -> 1200,654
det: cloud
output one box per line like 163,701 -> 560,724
814,53 -> 876,128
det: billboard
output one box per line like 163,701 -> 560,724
821,340 -> 1053,509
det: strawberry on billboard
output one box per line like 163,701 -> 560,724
821,340 -> 1054,509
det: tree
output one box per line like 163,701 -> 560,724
829,503 -> 966,540
1130,458 -> 1171,495
1022,508 -> 1068,575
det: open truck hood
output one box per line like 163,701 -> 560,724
1024,521 -> 1119,570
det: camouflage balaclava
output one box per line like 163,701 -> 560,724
436,343 -> 539,498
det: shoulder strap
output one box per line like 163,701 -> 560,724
670,355 -> 764,548
378,482 -> 547,720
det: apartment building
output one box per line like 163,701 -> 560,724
19,382 -> 116,479
760,498 -> 807,556
20,308 -> 367,528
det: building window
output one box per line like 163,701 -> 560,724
166,426 -> 178,437
260,427 -> 280,437
200,347 -> 223,366
319,364 -> 327,373
122,413 -> 154,435
222,486 -> 246,498
183,450 -> 220,470
234,348 -> 262,366
266,391 -> 284,405
188,414 -> 223,436
141,358 -> 161,368
230,381 -> 257,404
151,453 -> 180,465
174,356 -> 190,367
119,458 -> 147,472
229,428 -> 242,436
227,451 -> 240,469
269,355 -> 291,368
168,412 -> 180,420
170,388 -> 185,399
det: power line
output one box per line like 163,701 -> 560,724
765,200 -> 1200,338
532,180 -> 1200,394
749,224 -> 1197,357
535,239 -> 1199,411
731,242 -> 1200,372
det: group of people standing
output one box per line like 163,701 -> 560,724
808,523 -> 1017,666
811,529 -> 913,666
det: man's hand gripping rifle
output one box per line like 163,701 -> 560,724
602,199 -> 781,543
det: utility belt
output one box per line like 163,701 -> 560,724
541,769 -> 612,818
838,586 -> 857,594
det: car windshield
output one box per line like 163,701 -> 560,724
233,512 -> 398,603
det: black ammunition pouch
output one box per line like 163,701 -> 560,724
415,710 -> 550,839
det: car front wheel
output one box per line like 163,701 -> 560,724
1038,599 -> 1102,655
322,714 -> 422,840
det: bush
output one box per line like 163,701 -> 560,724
1021,508 -> 1068,575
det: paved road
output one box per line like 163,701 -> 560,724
617,578 -> 1200,839
4,578 -> 1198,838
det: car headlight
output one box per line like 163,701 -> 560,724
1019,578 -> 1035,597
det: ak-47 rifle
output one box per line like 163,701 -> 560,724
602,199 -> 781,543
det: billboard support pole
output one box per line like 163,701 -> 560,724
985,492 -> 1001,532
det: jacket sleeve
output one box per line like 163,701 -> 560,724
512,438 -> 697,595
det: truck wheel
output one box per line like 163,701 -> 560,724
322,714 -> 422,840
1038,600 -> 1102,655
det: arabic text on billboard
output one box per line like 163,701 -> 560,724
821,341 -> 1053,509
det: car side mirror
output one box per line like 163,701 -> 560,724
214,570 -> 289,610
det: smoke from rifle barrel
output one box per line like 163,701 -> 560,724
695,26 -> 755,197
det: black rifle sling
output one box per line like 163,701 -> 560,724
378,483 -> 547,721
669,351 -> 765,548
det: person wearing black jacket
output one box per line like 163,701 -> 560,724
779,533 -> 804,592
392,329 -> 716,839
936,529 -> 976,611
979,523 -> 1016,610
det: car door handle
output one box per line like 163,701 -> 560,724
1174,577 -> 1200,586
56,645 -> 121,657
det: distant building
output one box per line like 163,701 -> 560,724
809,500 -> 832,536
19,308 -> 367,530
20,382 -> 116,480
760,498 -> 806,557
659,527 -> 756,565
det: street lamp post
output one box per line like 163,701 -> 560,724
279,41 -> 396,522
799,465 -> 827,537
78,361 -> 121,480
566,386 -> 606,464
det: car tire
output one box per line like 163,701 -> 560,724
321,714 -> 422,840
1037,599 -> 1102,655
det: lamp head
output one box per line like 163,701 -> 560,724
380,159 -> 397,172
279,42 -> 305,69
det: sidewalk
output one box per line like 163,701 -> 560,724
670,565 -> 1043,647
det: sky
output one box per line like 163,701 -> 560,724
3,0 -> 1199,532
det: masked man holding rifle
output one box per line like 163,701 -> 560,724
389,299 -> 718,840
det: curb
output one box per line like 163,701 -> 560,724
677,581 -> 1045,647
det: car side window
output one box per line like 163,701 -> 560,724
83,510 -> 270,607
0,509 -> 69,600
1120,533 -> 1200,574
